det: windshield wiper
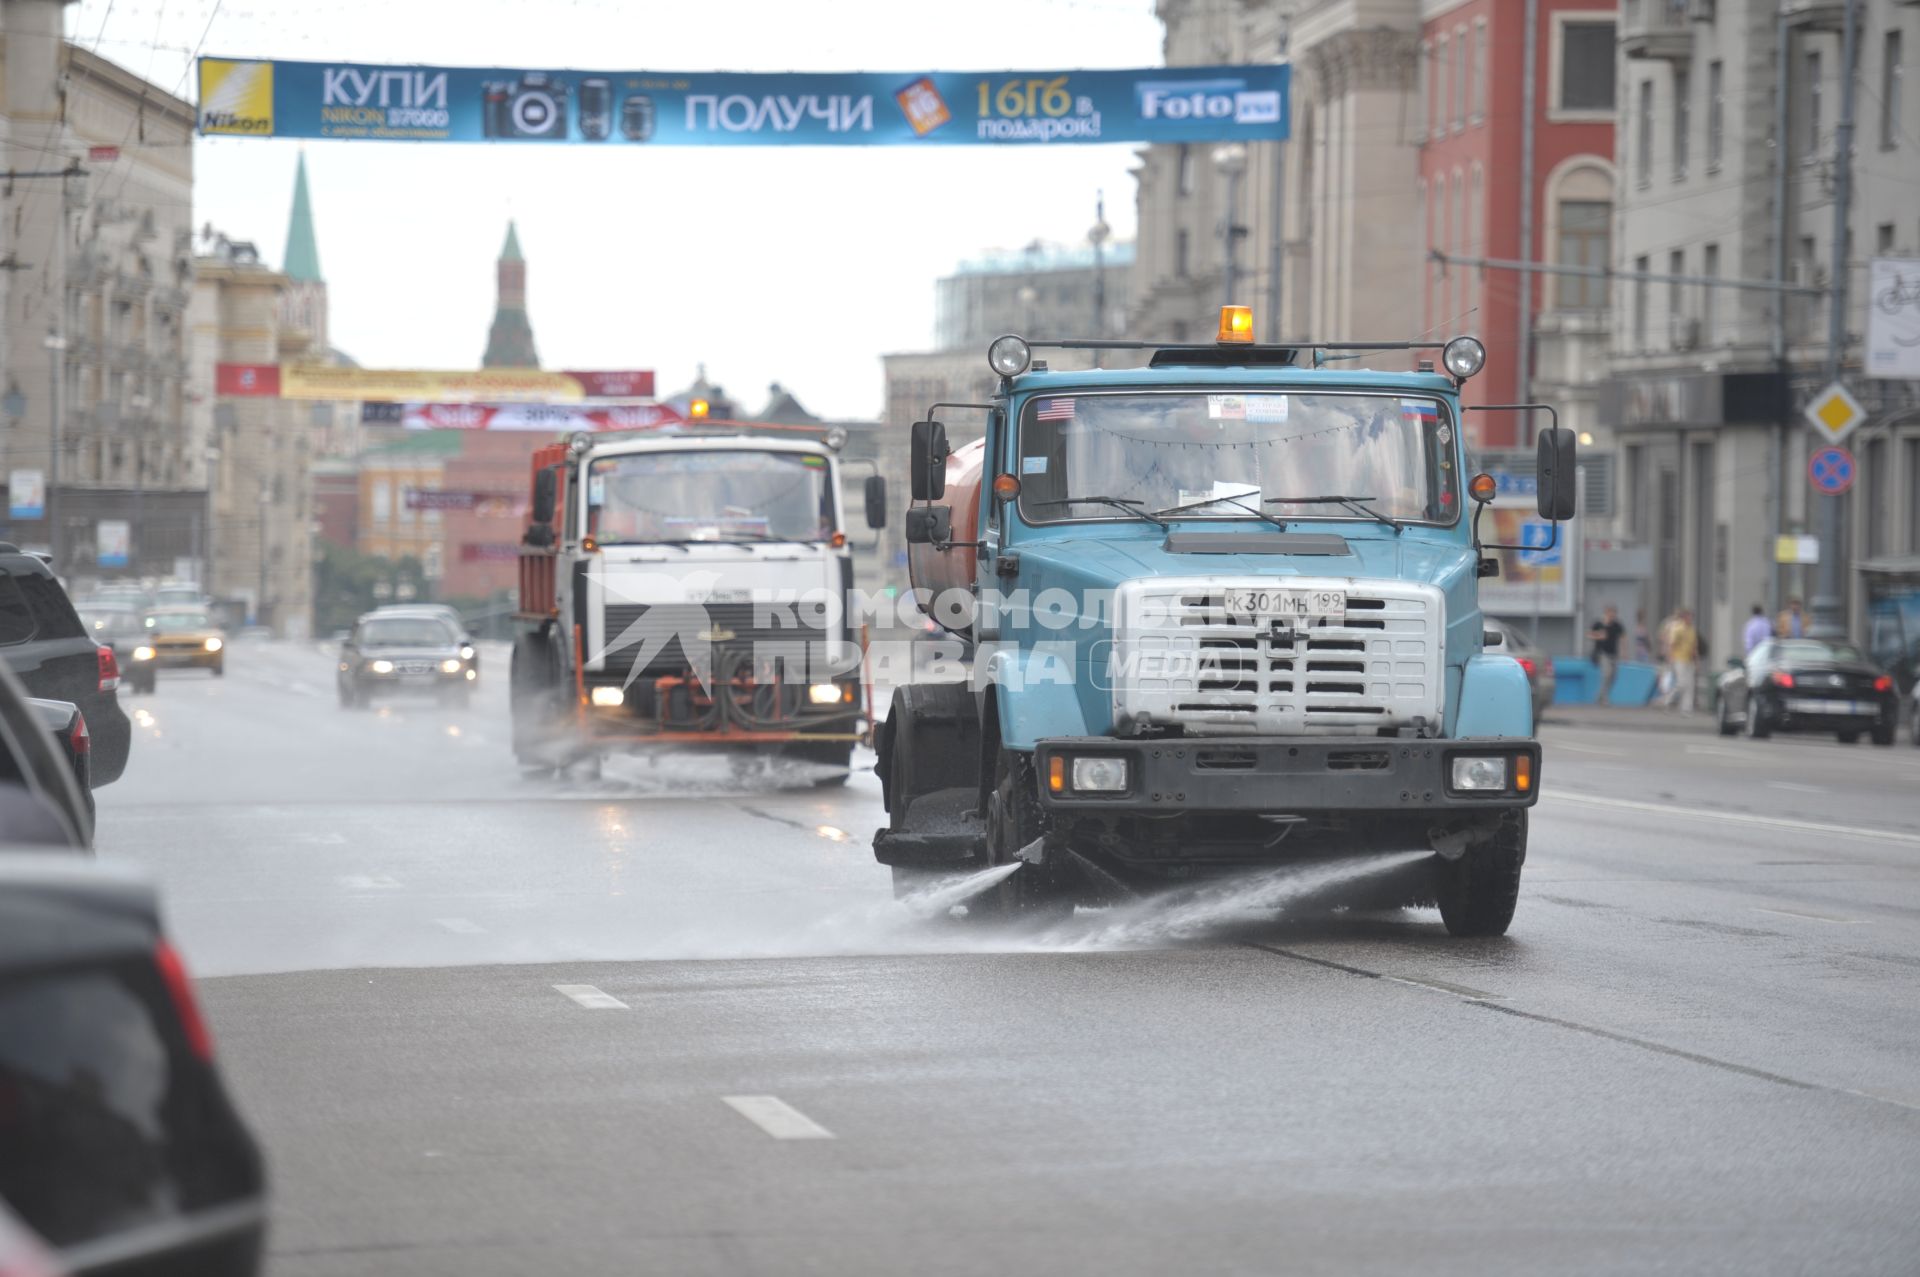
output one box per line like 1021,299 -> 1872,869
1263,494 -> 1404,533
1031,496 -> 1170,529
1150,489 -> 1291,530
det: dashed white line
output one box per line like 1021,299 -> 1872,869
1552,790 -> 1920,847
1753,906 -> 1870,925
340,874 -> 401,889
553,983 -> 629,1009
434,917 -> 483,934
1684,744 -> 1750,761
1766,781 -> 1828,794
1552,741 -> 1628,756
722,1095 -> 835,1140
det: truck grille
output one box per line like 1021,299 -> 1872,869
596,602 -> 832,678
1111,578 -> 1445,736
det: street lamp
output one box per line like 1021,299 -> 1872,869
42,330 -> 65,567
1213,143 -> 1249,311
1088,192 -> 1112,339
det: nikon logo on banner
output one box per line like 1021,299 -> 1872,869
195,57 -> 1290,146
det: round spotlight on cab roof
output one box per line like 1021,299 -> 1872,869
825,427 -> 848,450
988,335 -> 1032,378
567,431 -> 592,453
1442,336 -> 1487,381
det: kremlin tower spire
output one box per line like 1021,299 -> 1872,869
481,220 -> 539,368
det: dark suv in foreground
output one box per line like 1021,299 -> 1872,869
0,548 -> 129,785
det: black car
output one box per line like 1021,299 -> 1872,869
27,698 -> 93,835
1717,637 -> 1899,744
338,612 -> 476,708
0,659 -> 93,850
0,854 -> 268,1275
0,549 -> 130,784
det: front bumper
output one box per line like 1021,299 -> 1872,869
1033,736 -> 1541,814
147,647 -> 221,669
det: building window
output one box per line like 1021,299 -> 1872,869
1416,42 -> 1429,140
1673,66 -> 1690,179
1471,21 -> 1487,123
1885,31 -> 1904,151
1453,27 -> 1468,128
1175,227 -> 1190,278
1633,254 -> 1651,348
1707,60 -> 1724,171
1637,80 -> 1654,186
1437,34 -> 1451,132
1867,436 -> 1889,557
1880,223 -> 1897,254
1702,242 -> 1719,342
1907,439 -> 1920,551
1468,165 -> 1483,318
1543,168 -> 1613,315
1807,49 -> 1823,153
1177,144 -> 1194,196
1668,251 -> 1685,343
1560,21 -> 1617,111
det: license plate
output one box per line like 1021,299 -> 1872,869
1788,697 -> 1869,714
1224,588 -> 1346,619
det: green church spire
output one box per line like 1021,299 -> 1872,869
283,153 -> 322,283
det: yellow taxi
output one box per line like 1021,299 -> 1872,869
129,606 -> 226,692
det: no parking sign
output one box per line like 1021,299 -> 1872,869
1808,446 -> 1855,496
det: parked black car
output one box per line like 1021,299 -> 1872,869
338,611 -> 476,708
1717,638 -> 1898,744
0,855 -> 267,1275
0,549 -> 130,783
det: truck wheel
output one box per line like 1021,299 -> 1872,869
1746,697 -> 1773,739
1435,811 -> 1526,938
511,630 -> 561,765
975,751 -> 1073,923
1872,721 -> 1895,746
1837,730 -> 1861,745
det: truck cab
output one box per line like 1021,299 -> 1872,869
876,312 -> 1577,935
511,426 -> 885,781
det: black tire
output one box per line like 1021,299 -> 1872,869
974,751 -> 1073,922
1746,696 -> 1773,739
1838,731 -> 1861,745
1872,720 -> 1895,746
211,662 -> 224,677
1435,810 -> 1526,937
1717,697 -> 1737,736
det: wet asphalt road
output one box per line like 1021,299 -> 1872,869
96,641 -> 1920,1275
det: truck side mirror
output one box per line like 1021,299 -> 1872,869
531,468 -> 557,525
864,474 -> 888,529
910,420 -> 949,502
1536,427 -> 1578,521
904,506 -> 951,546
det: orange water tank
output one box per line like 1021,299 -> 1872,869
906,436 -> 985,635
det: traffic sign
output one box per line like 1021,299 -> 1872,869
1808,446 -> 1855,496
1805,380 -> 1866,444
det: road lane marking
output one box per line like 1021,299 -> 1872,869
554,984 -> 629,1009
722,1095 -> 835,1141
1684,744 -> 1751,760
340,874 -> 401,889
1552,790 -> 1920,847
434,917 -> 483,934
1766,781 -> 1828,794
1385,974 -> 1502,999
1552,741 -> 1627,756
1753,906 -> 1870,925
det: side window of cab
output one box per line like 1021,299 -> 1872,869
0,573 -> 36,646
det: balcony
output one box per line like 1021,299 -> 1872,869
1621,0 -> 1695,59
1779,0 -> 1845,27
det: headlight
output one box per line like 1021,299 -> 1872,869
460,645 -> 476,660
1069,756 -> 1130,793
133,645 -> 155,662
988,334 -> 1031,377
807,682 -> 844,705
1450,756 -> 1508,791
204,637 -> 223,652
441,658 -> 463,674
590,686 -> 625,707
370,659 -> 395,674
1442,336 -> 1486,380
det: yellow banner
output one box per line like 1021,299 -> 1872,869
278,366 -> 588,403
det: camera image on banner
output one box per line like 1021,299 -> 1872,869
195,58 -> 1290,146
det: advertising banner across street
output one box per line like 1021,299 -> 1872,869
215,364 -> 655,402
197,57 -> 1290,146
391,403 -> 685,432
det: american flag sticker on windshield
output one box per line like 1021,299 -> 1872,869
1036,398 -> 1075,421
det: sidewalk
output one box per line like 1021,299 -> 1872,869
1540,701 -> 1719,735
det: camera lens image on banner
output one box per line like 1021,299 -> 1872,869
195,58 -> 1290,145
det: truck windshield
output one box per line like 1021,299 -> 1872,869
1016,390 -> 1459,527
585,450 -> 834,544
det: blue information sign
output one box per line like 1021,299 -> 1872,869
197,58 -> 1290,146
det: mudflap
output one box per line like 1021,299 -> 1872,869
873,683 -> 985,870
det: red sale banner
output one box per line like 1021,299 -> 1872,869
399,402 -> 683,432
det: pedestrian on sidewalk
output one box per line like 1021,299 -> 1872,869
1743,604 -> 1772,655
1660,608 -> 1700,713
1587,604 -> 1625,705
1776,597 -> 1807,638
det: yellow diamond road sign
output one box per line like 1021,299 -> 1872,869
1805,380 -> 1866,444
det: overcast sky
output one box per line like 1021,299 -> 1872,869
72,0 -> 1163,419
